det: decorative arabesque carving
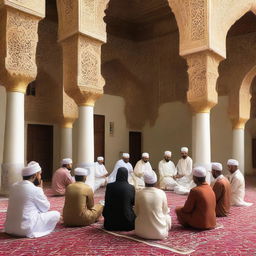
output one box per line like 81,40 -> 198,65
186,51 -> 223,113
0,8 -> 40,92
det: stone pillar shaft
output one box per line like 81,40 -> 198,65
232,128 -> 244,173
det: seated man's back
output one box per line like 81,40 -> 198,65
135,186 -> 171,239
63,168 -> 103,226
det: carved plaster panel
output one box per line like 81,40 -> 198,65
168,0 -> 208,56
186,51 -> 222,113
0,0 -> 45,18
0,8 -> 40,92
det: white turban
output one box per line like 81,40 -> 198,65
142,152 -> 149,158
27,161 -> 38,166
97,156 -> 104,161
192,166 -> 206,177
144,171 -> 157,184
212,162 -> 223,171
74,168 -> 89,176
181,147 -> 188,153
122,153 -> 130,158
227,159 -> 239,166
22,162 -> 41,176
164,151 -> 172,157
61,158 -> 72,165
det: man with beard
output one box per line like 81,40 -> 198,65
52,158 -> 74,195
133,152 -> 154,189
158,151 -> 177,190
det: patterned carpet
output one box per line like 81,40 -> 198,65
0,180 -> 256,256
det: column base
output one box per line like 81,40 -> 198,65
1,163 -> 24,195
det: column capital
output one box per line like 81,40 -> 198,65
59,118 -> 75,128
186,50 -> 223,113
231,118 -> 247,130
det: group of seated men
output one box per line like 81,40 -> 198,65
4,149 -> 253,240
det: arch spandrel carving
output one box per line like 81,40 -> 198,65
168,0 -> 209,56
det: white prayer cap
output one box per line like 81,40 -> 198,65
142,152 -> 149,158
122,153 -> 130,158
192,166 -> 206,177
74,168 -> 89,176
27,161 -> 38,166
164,151 -> 172,157
144,171 -> 157,184
181,147 -> 188,153
61,158 -> 72,165
227,159 -> 239,166
22,162 -> 41,176
212,162 -> 223,171
97,156 -> 104,161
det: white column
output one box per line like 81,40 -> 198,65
194,112 -> 211,183
60,126 -> 73,159
192,114 -> 196,161
232,128 -> 244,173
77,105 -> 95,190
1,92 -> 25,194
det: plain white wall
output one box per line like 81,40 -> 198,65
0,86 -> 6,185
143,101 -> 192,170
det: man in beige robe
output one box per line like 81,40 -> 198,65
63,168 -> 103,226
94,156 -> 108,191
133,152 -> 154,189
134,171 -> 171,240
226,159 -> 253,207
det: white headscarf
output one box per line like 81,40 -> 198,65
192,166 -> 206,177
212,162 -> 223,171
22,163 -> 41,176
227,159 -> 239,166
144,171 -> 157,184
164,151 -> 172,157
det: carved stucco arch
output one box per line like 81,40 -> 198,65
168,0 -> 256,58
229,65 -> 256,129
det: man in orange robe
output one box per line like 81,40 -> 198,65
175,166 -> 216,230
211,162 -> 231,217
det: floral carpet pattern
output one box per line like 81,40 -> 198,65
0,181 -> 256,256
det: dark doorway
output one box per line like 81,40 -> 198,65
252,138 -> 256,168
27,124 -> 53,181
129,131 -> 142,167
94,115 -> 105,161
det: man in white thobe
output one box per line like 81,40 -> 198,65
158,151 -> 178,190
108,153 -> 134,185
134,171 -> 171,240
133,152 -> 154,189
175,147 -> 195,194
226,159 -> 253,207
94,156 -> 108,191
5,162 -> 60,238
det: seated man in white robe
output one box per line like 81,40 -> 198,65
134,171 -> 171,240
133,152 -> 154,189
94,156 -> 108,191
5,162 -> 60,238
108,153 -> 135,185
226,159 -> 253,207
158,151 -> 178,190
175,147 -> 195,194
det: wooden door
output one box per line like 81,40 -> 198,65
94,115 -> 105,161
252,138 -> 256,168
27,124 -> 53,181
129,131 -> 142,167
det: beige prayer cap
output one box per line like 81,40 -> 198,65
74,168 -> 89,176
164,151 -> 172,157
227,159 -> 239,166
122,153 -> 130,158
22,162 -> 41,176
144,171 -> 157,184
97,156 -> 104,161
142,152 -> 149,158
192,166 -> 206,177
61,158 -> 72,165
181,147 -> 188,153
212,162 -> 223,171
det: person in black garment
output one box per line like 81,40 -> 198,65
103,167 -> 136,231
